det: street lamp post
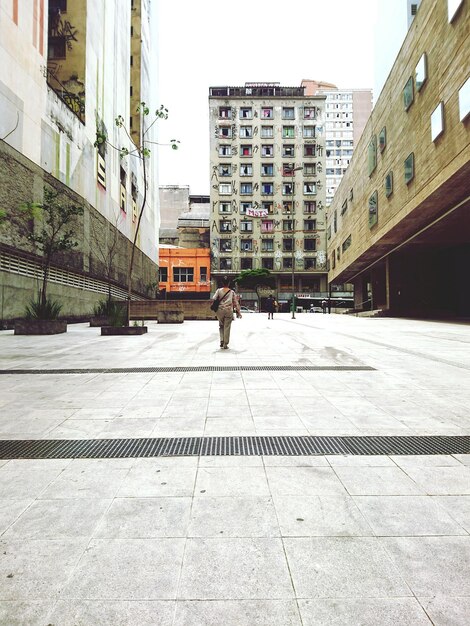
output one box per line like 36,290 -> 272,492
290,165 -> 303,319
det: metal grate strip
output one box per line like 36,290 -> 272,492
0,435 -> 467,459
0,365 -> 375,375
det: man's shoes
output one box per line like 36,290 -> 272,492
220,342 -> 224,347
223,345 -> 229,349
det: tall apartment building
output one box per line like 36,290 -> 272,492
0,0 -> 159,320
302,81 -> 372,207
209,83 -> 327,309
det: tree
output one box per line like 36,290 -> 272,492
20,187 -> 83,315
94,103 -> 179,325
234,268 -> 276,308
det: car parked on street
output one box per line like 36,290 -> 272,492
309,306 -> 322,313
240,306 -> 256,313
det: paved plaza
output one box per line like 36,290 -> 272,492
0,313 -> 469,625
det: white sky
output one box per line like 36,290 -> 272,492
155,0 -> 407,195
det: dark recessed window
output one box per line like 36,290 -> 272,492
404,77 -> 414,110
404,153 -> 415,184
368,191 -> 378,228
385,171 -> 393,197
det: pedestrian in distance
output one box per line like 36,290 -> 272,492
211,276 -> 242,349
321,299 -> 327,314
266,294 -> 275,320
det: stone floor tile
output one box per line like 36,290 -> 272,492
0,500 -> 33,534
188,496 -> 279,538
266,466 -> 347,496
95,497 -> 191,538
262,455 -> 329,467
391,454 -> 462,467
354,496 -> 466,536
3,498 -> 111,539
117,465 -> 197,497
198,456 -> 264,467
403,466 -> 470,495
284,537 -> 410,598
39,467 -> 129,499
382,536 -> 470,596
432,496 -> 470,533
0,538 -> 86,600
61,538 -> 185,600
0,469 -> 62,499
298,598 -> 431,625
334,466 -> 424,495
418,596 -> 470,626
453,454 -> 470,466
173,600 -> 301,626
274,495 -> 373,537
178,538 -> 294,600
326,455 -> 395,467
0,601 -> 53,626
195,466 -> 270,497
48,600 -> 175,626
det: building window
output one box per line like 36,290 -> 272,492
219,164 -> 232,177
239,107 -> 252,119
304,163 -> 316,176
261,163 -> 274,176
159,267 -> 168,282
304,144 -> 316,157
404,153 -> 415,184
283,258 -> 293,269
241,145 -> 253,157
368,135 -> 377,175
261,220 -> 274,233
262,183 -> 274,195
283,238 -> 293,251
241,258 -> 253,270
240,220 -> 253,232
282,107 -> 295,119
431,102 -> 444,141
304,258 -> 316,270
219,145 -> 232,156
261,238 -> 274,252
48,36 -> 66,59
220,258 -> 232,270
282,201 -> 293,214
173,267 -> 194,282
385,171 -> 393,197
262,202 -> 274,214
220,220 -> 232,232
304,182 -> 316,195
240,126 -> 253,138
459,76 -> 470,122
261,144 -> 274,157
240,164 -> 253,176
240,202 -> 252,214
283,220 -> 294,232
303,126 -> 315,138
303,219 -> 316,231
261,107 -> 273,119
282,126 -> 295,139
219,107 -> 231,119
219,126 -> 232,138
220,238 -> 232,252
341,199 -> 348,215
219,202 -> 231,214
262,258 -> 274,270
304,107 -> 316,119
120,167 -> 127,212
448,0 -> 464,22
304,201 -> 316,214
240,239 -> 252,252
342,235 -> 352,252
304,238 -> 316,251
240,183 -> 253,195
403,77 -> 414,110
378,127 -> 386,152
282,183 -> 294,196
261,125 -> 273,138
368,190 -> 378,228
327,225 -> 331,240
415,53 -> 427,91
282,145 -> 295,158
200,267 -> 208,281
219,183 -> 232,195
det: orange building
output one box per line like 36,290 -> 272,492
159,246 -> 211,297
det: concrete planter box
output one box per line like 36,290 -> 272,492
14,320 -> 67,335
101,326 -> 148,336
157,310 -> 184,324
90,317 -> 109,327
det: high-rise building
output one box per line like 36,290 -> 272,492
302,81 -> 372,207
0,0 -> 159,320
209,83 -> 327,310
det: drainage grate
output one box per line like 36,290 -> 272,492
0,435 -> 467,459
0,365 -> 375,375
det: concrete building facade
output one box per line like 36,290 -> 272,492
0,0 -> 160,321
327,0 -> 469,318
209,83 -> 327,310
